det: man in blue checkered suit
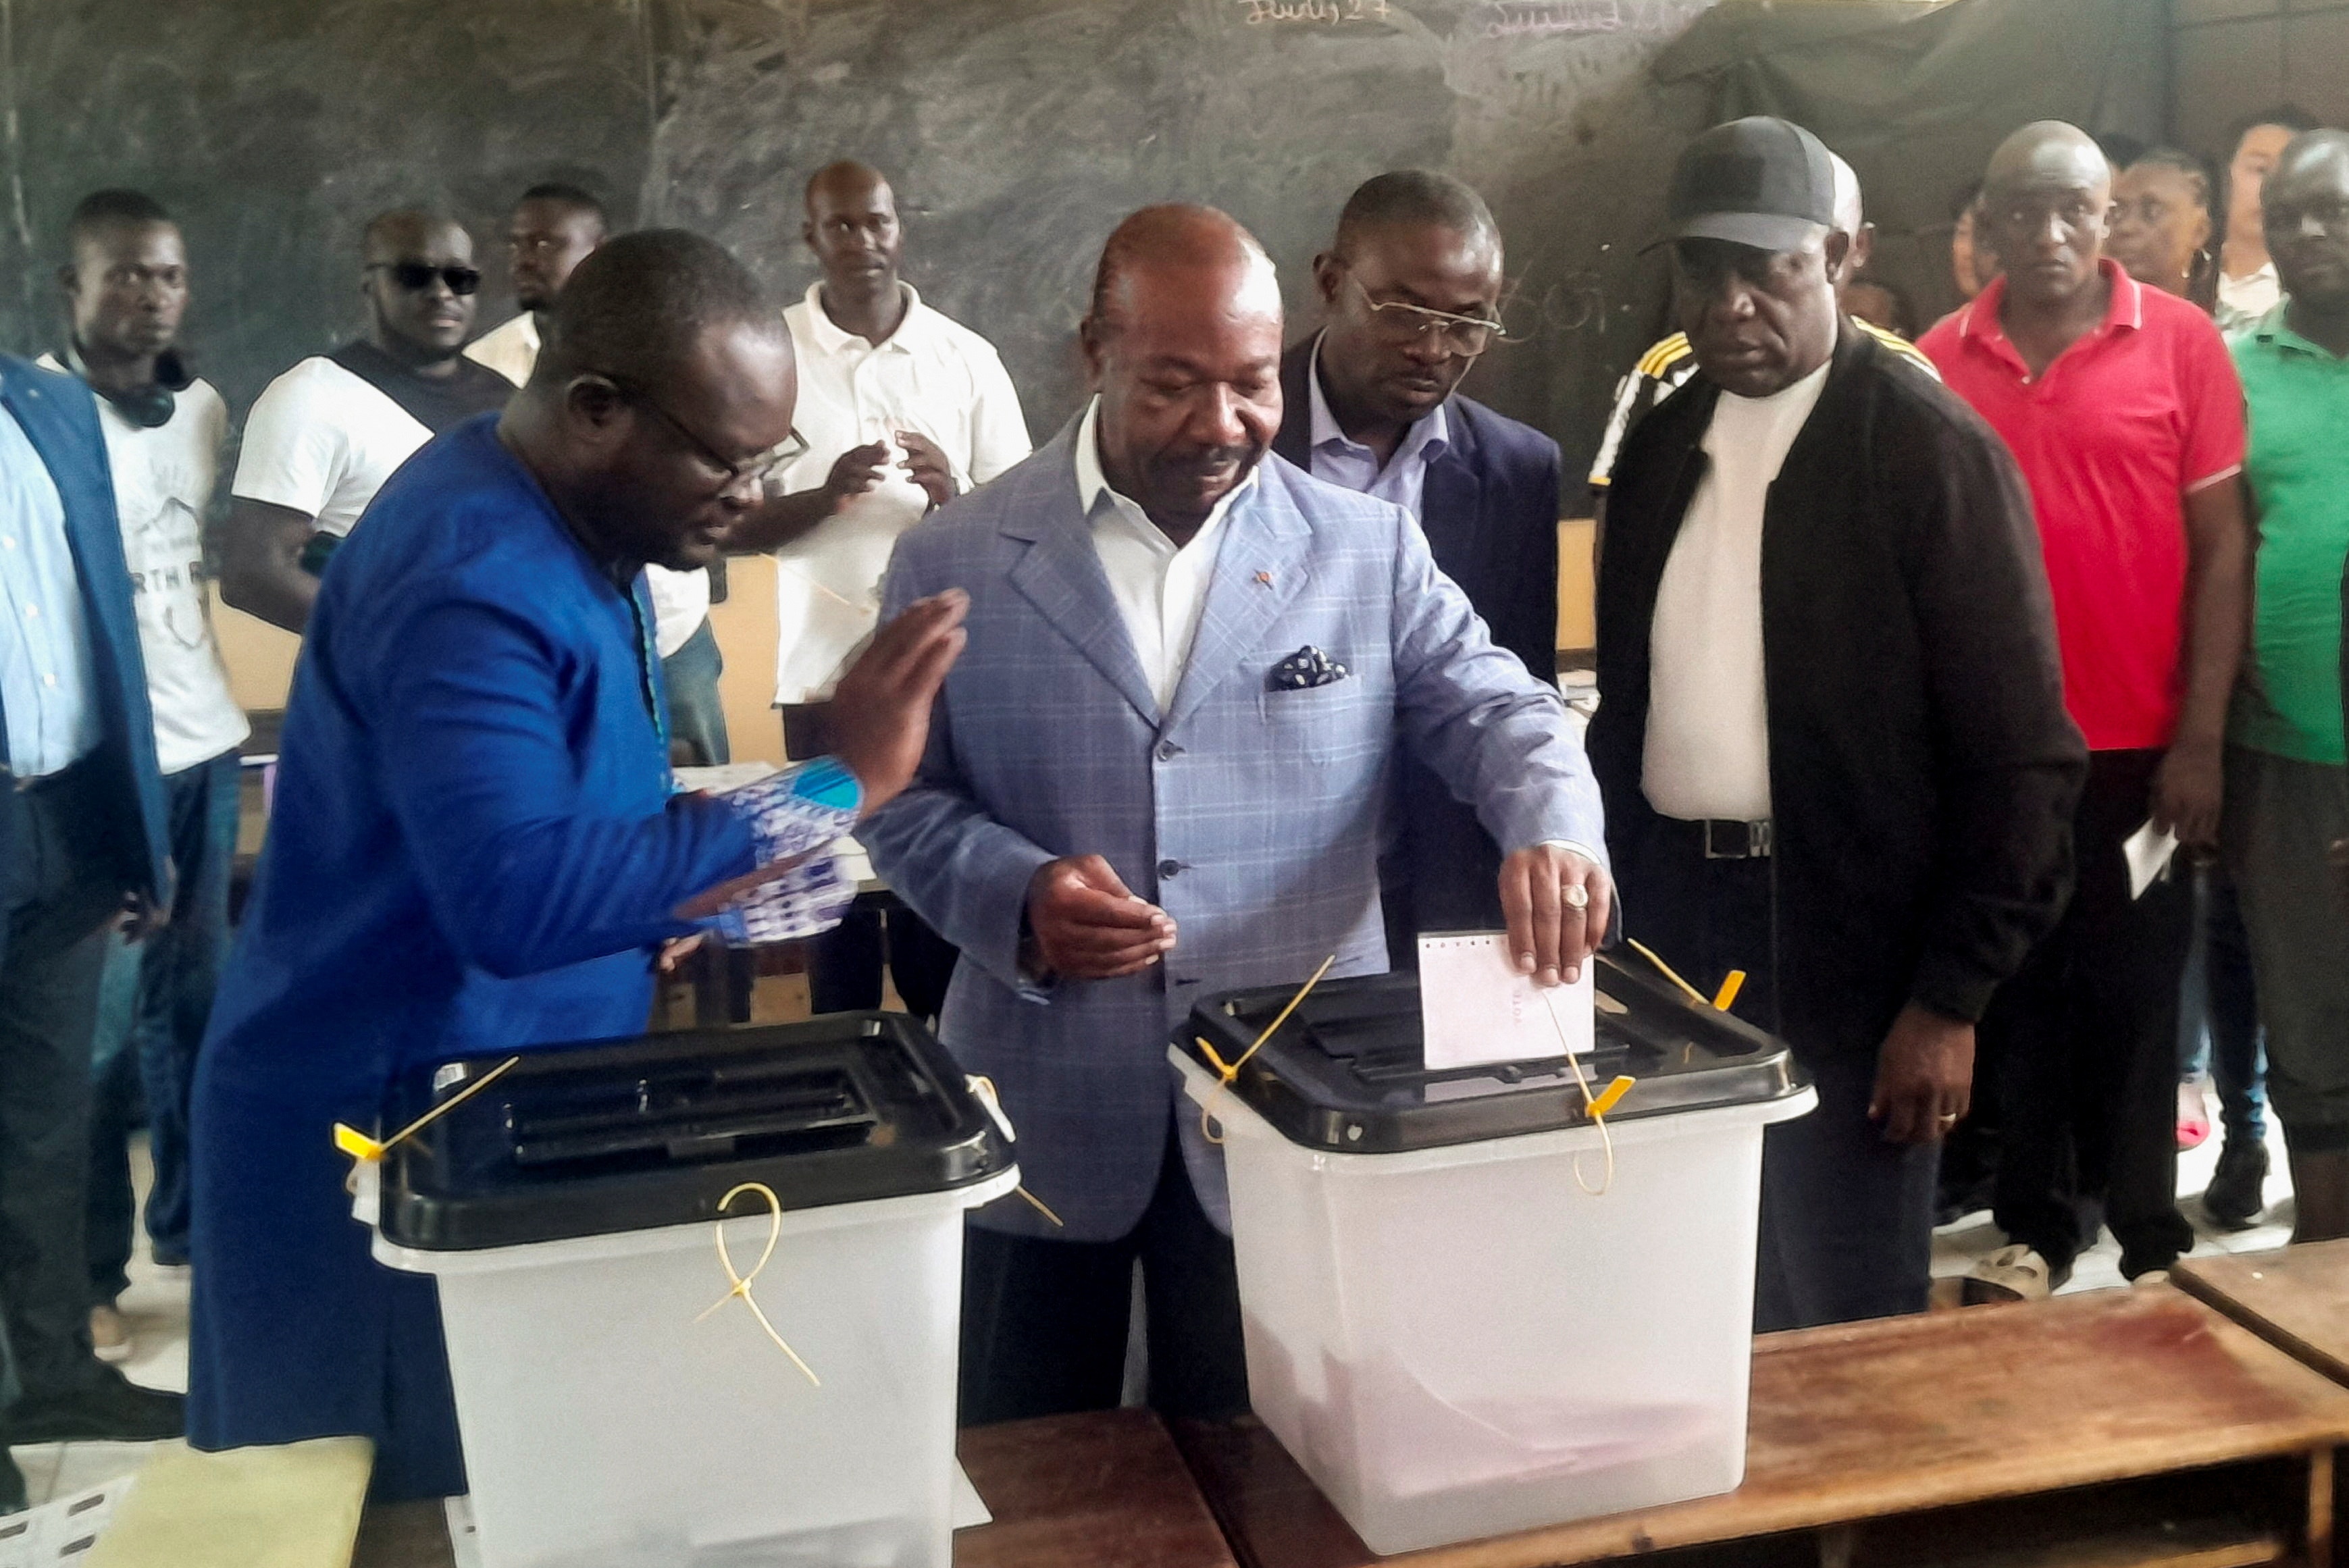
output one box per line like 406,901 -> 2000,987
860,206 -> 1609,1426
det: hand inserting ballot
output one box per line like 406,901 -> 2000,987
1499,843 -> 1613,988
1024,855 -> 1178,981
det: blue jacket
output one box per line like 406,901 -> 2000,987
1274,341 -> 1563,935
861,425 -> 1604,1241
188,417 -> 771,1499
0,355 -> 170,903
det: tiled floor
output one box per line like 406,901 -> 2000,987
9,1139 -> 190,1507
1932,1107 -> 2298,1295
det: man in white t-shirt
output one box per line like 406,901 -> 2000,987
465,183 -> 729,764
221,211 -> 515,633
42,190 -> 246,1363
724,160 -> 1031,1014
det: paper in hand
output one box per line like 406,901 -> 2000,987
2122,819 -> 2179,901
1418,931 -> 1594,1071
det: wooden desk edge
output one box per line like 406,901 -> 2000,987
2173,1259 -> 2349,1390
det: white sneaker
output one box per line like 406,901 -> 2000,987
88,1303 -> 133,1364
1961,1243 -> 2067,1305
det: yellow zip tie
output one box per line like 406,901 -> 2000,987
1712,970 -> 1747,1014
694,1181 -> 820,1386
964,1074 -> 1064,1228
1197,954 -> 1338,1147
1625,939 -> 1709,1008
1543,987 -> 1627,1196
332,1055 -> 523,1163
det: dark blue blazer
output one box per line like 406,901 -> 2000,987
1274,339 -> 1561,935
0,354 -> 170,903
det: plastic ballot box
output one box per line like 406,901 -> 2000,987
359,1014 -> 1017,1568
1172,954 -> 1813,1555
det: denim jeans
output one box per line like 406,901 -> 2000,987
660,617 -> 730,768
88,750 -> 239,1298
2178,862 -> 2268,1143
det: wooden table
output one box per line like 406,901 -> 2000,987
351,1408 -> 1234,1567
1176,1287 -> 2349,1568
2177,1242 -> 2349,1391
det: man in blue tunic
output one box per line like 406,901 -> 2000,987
186,231 -> 968,1500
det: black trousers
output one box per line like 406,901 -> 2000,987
0,762 -> 130,1405
1616,816 -> 1937,1332
1985,748 -> 2194,1276
958,1121 -> 1247,1428
806,899 -> 958,1022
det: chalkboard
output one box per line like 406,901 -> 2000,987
0,0 -> 2163,478
0,0 -> 1723,477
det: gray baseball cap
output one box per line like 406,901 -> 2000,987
1659,116 -> 1838,253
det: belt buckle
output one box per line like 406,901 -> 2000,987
1703,820 -> 1772,860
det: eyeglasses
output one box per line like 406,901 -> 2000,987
586,373 -> 810,490
1345,273 -> 1514,355
369,261 -> 483,296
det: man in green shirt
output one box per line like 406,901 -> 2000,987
2226,128 -> 2349,1243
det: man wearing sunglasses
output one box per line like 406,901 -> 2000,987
1272,170 -> 1562,953
187,230 -> 966,1498
222,210 -> 515,633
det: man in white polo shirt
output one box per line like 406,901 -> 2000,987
220,210 -> 514,633
726,159 -> 1031,1015
41,189 -> 247,1366
463,182 -> 729,763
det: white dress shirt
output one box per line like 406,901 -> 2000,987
2217,261 -> 2281,335
1073,397 -> 1255,714
1642,360 -> 1830,823
771,282 -> 1031,704
463,311 -> 541,391
0,405 -> 103,778
1304,336 -> 1450,520
37,357 -> 247,773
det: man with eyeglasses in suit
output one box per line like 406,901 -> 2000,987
221,210 -> 515,633
1271,170 -> 1565,952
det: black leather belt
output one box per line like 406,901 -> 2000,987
1660,816 -> 1774,859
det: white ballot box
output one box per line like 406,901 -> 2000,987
360,1014 -> 1016,1568
1173,956 -> 1813,1555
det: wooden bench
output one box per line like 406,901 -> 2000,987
1174,1288 -> 2349,1568
350,1408 -> 1234,1567
2177,1241 -> 2349,1392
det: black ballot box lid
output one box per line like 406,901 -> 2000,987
1174,951 -> 1807,1156
376,1012 -> 1013,1251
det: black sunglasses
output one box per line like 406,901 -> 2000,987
369,261 -> 483,296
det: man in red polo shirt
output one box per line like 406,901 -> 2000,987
1922,121 -> 2250,1295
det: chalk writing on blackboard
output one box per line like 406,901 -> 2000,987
1233,0 -> 1395,25
1480,0 -> 1711,38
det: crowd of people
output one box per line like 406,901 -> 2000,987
0,103 -> 2340,1509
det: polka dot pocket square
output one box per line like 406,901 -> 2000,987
1267,646 -> 1350,691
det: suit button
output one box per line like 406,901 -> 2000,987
1158,858 -> 1183,879
1156,740 -> 1183,761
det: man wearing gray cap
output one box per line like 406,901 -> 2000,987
1591,117 -> 2086,1328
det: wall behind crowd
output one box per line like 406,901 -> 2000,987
1,0 -> 2161,483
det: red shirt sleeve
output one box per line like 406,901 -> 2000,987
2177,309 -> 2247,492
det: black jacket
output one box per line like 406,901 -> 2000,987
1274,338 -> 1562,935
1590,325 -> 2086,1060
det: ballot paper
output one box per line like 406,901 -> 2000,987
2123,819 -> 2179,901
1418,931 -> 1593,1070
2,1474 -> 136,1567
442,1465 -> 991,1567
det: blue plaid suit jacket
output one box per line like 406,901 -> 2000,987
862,424 -> 1605,1239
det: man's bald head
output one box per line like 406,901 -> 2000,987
1985,121 -> 2113,203
2264,129 -> 2349,316
516,230 -> 798,575
1827,151 -> 1872,285
806,159 -> 891,214
362,209 -> 470,267
1980,120 -> 2113,309
359,209 -> 477,361
1081,205 -> 1284,540
1087,204 -> 1281,334
538,227 -> 783,392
